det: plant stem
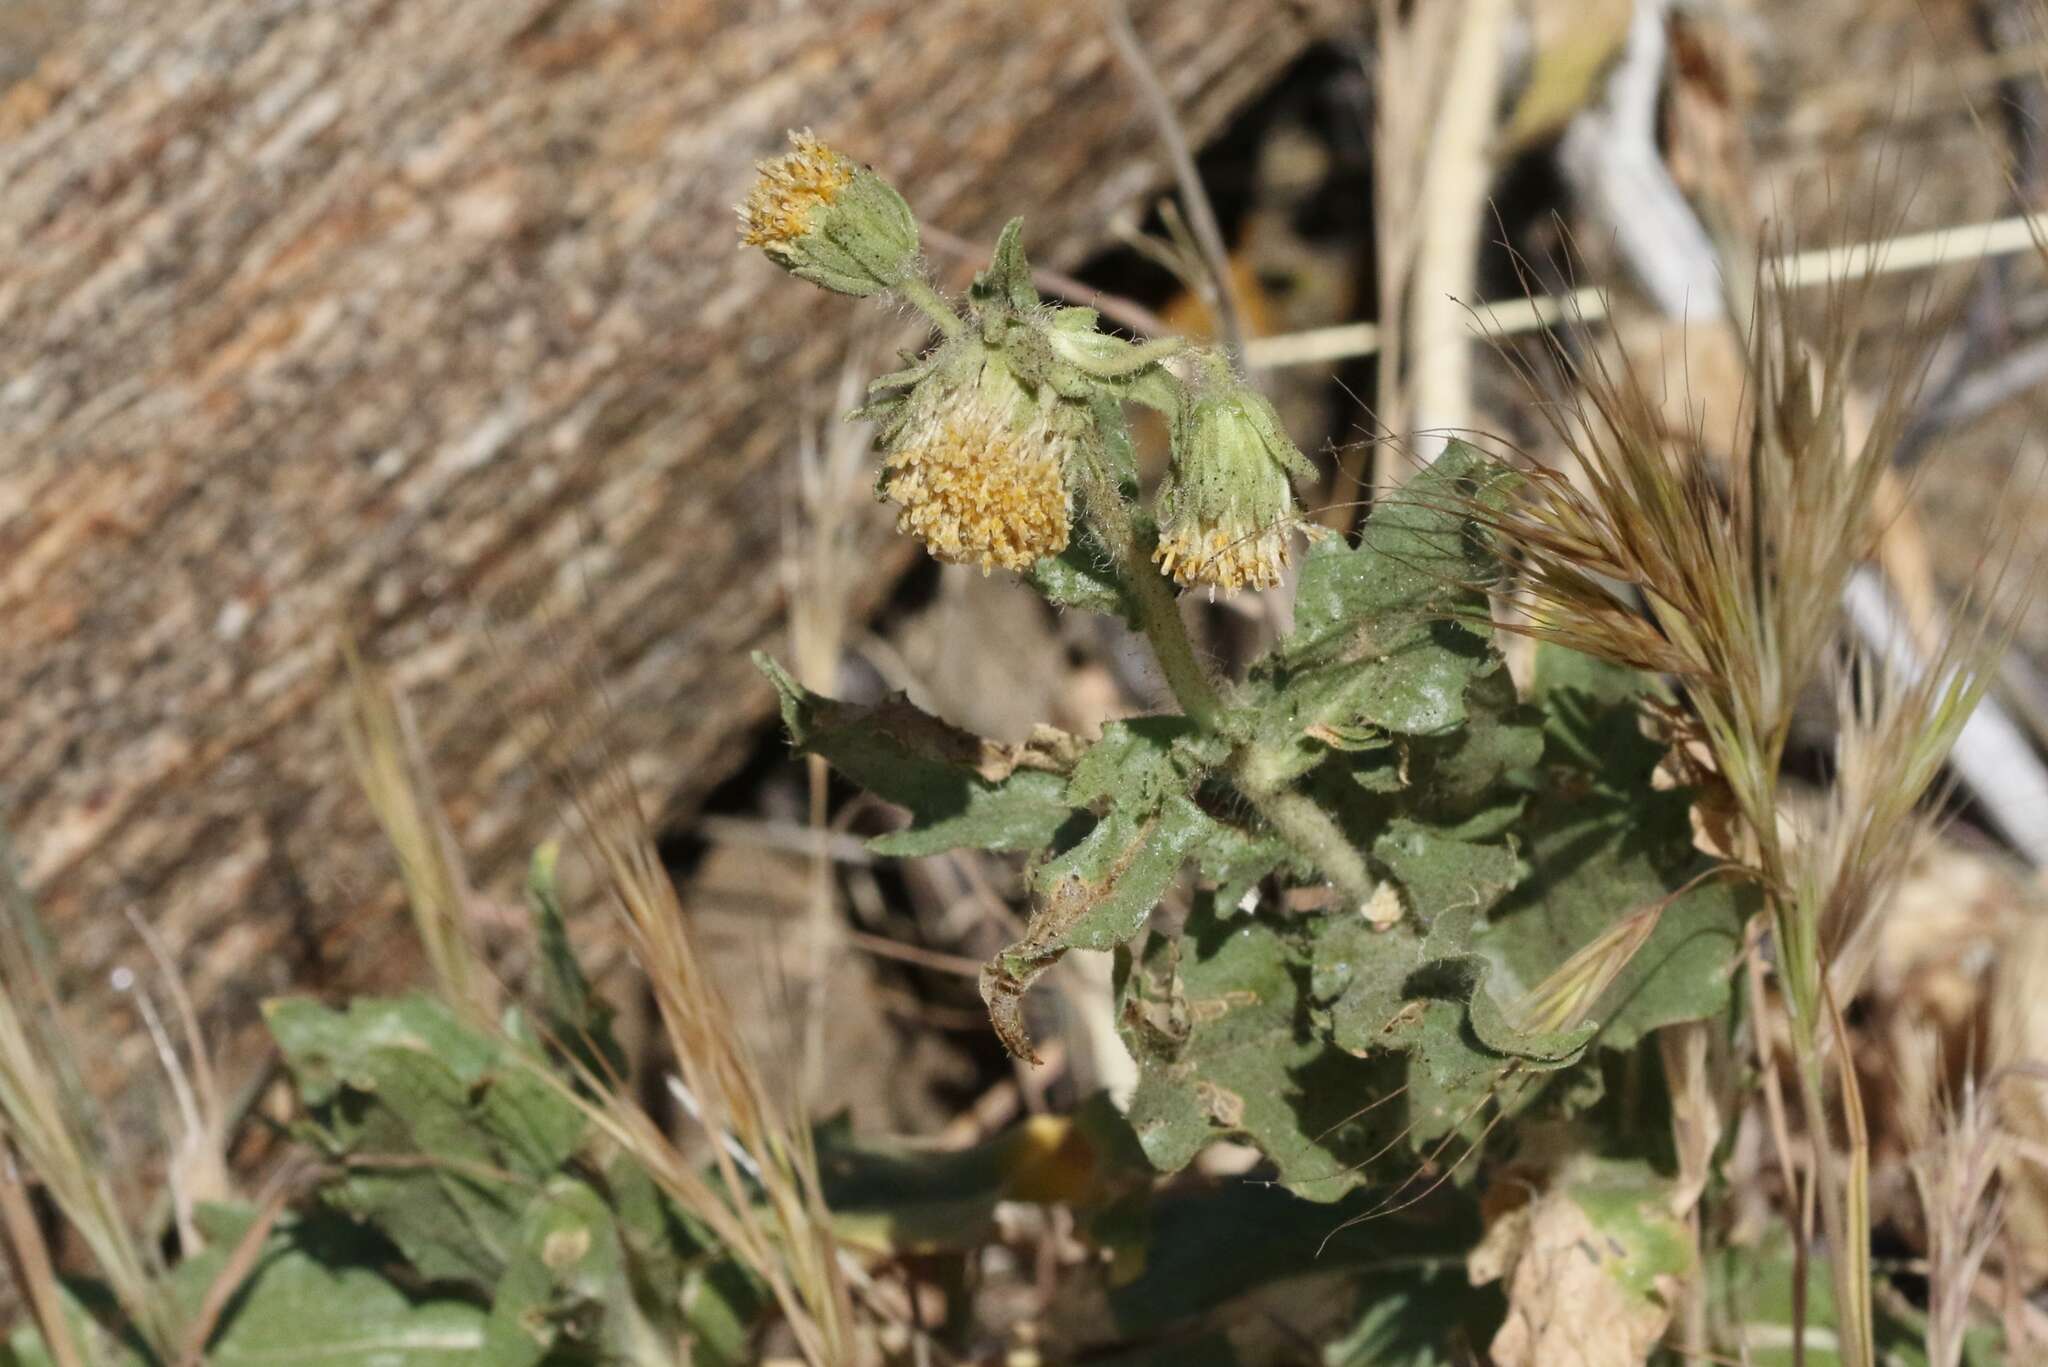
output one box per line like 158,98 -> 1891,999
896,276 -> 965,339
1230,758 -> 1379,907
1071,446 -> 1227,730
1071,437 -> 1378,910
1784,991 -> 1872,1367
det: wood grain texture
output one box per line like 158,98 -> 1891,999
0,0 -> 1326,1110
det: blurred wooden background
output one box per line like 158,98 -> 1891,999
0,0 -> 1334,1123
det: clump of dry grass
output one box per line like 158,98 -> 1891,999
0,833 -> 178,1359
555,752 -> 859,1366
350,625 -> 864,1364
1466,253 -> 2025,1365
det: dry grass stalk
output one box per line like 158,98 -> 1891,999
1506,898 -> 1666,1037
1338,0 -> 1458,511
786,357 -> 884,1106
1103,0 -> 1249,366
1403,0 -> 1512,465
563,750 -> 858,1365
0,834 -> 176,1354
348,632 -> 866,1356
341,635 -> 499,1022
0,1139 -> 84,1367
121,909 -> 233,1255
172,1169 -> 301,1367
1463,244 -> 2029,1364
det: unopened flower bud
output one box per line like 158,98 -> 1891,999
881,359 -> 1073,574
1153,368 -> 1313,594
737,130 -> 919,297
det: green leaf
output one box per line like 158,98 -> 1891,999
1399,993 -> 1590,1148
1118,898 -> 1407,1200
266,995 -> 586,1288
971,217 -> 1039,313
1310,810 -> 1523,1061
1195,817 -> 1302,918
601,1158 -> 764,1364
1027,520 -> 1137,623
1324,1266 -> 1504,1367
1399,668 -> 1545,811
1066,716 -> 1204,812
265,994 -> 500,1107
0,1281 -> 141,1367
982,796 -> 1212,1061
483,1177 -> 694,1366
166,1205 -> 491,1364
756,653 -> 1080,856
1247,445 -> 1509,785
1106,1176 -> 1485,1337
525,841 -> 626,1083
1707,1234 -> 2003,1367
1474,663 -> 1748,1054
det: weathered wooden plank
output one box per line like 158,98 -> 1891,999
0,0 -> 1327,1105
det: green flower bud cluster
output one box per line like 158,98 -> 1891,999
852,219 -> 1191,576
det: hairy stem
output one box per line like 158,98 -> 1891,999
1071,444 -> 1227,730
1230,758 -> 1379,908
1072,433 -> 1378,909
895,276 -> 965,339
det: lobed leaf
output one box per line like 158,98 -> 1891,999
1117,899 -> 1406,1200
756,652 -> 1081,856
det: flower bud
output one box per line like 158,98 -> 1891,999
737,130 -> 919,297
1153,369 -> 1313,594
880,355 -> 1073,575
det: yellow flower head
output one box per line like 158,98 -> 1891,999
738,130 -> 855,248
1152,367 -> 1311,595
737,130 -> 919,297
1153,500 -> 1294,595
884,385 -> 1072,575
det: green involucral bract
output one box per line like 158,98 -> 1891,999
1153,361 -> 1315,594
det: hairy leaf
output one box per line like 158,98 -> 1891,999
1475,651 -> 1747,1054
1027,519 -> 1137,622
970,217 -> 1039,313
1118,899 -> 1406,1200
167,1205 -> 491,1364
1247,445 -> 1508,785
483,1177 -> 687,1365
756,653 -> 1080,856
267,995 -> 586,1287
983,796 -> 1211,1061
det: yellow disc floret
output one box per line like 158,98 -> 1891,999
1151,367 -> 1309,596
738,130 -> 855,249
884,391 -> 1072,575
1153,502 -> 1294,594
